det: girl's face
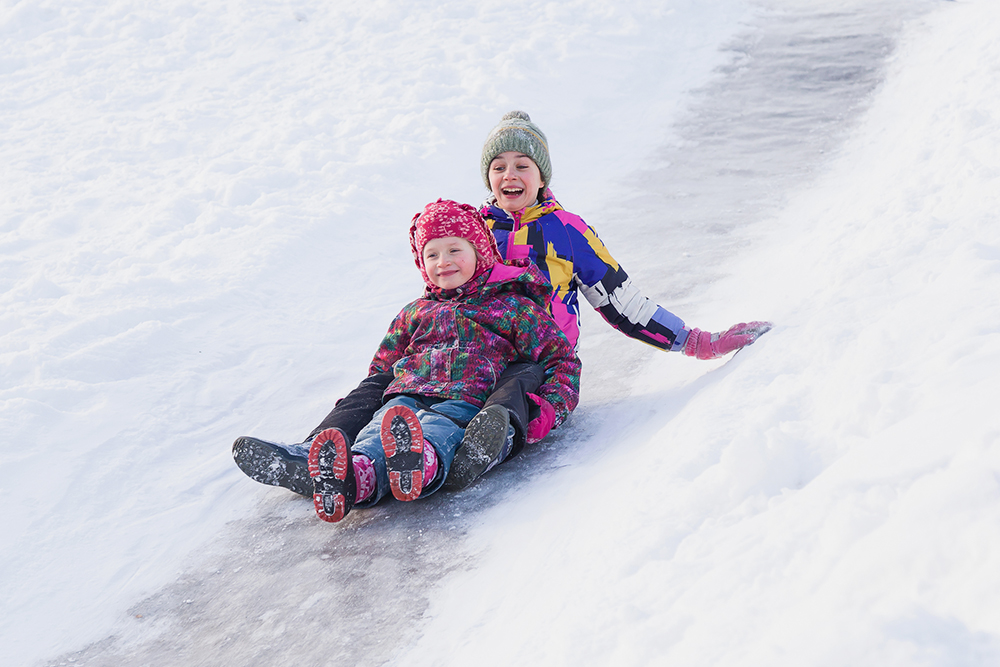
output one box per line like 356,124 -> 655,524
422,236 -> 477,289
488,151 -> 545,213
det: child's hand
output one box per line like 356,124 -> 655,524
683,322 -> 772,360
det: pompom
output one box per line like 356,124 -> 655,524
502,110 -> 532,122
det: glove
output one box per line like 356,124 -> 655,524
683,321 -> 772,360
525,393 -> 556,444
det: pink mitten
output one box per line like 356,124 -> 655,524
683,321 -> 772,360
525,393 -> 556,444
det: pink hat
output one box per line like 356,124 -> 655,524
409,199 -> 503,289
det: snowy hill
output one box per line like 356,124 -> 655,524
3,0 -> 999,665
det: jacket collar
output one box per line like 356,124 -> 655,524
424,270 -> 491,300
484,188 -> 563,228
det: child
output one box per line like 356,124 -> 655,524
232,112 -> 768,498
305,199 -> 580,522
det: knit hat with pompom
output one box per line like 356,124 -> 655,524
480,111 -> 552,190
409,199 -> 503,289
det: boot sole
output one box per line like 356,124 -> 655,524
232,436 -> 312,498
443,405 -> 509,492
308,428 -> 355,523
381,405 -> 424,501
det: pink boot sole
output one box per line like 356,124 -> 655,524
308,428 -> 355,523
381,405 -> 424,501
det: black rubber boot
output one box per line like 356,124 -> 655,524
478,362 -> 545,457
443,405 -> 511,492
232,436 -> 313,497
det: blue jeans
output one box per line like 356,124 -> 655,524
351,395 -> 479,508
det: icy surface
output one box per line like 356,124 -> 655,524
3,0 -> 999,665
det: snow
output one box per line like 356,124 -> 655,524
3,0 -> 999,665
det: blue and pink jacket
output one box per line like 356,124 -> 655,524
481,190 -> 689,351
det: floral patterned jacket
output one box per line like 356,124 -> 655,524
369,260 -> 580,427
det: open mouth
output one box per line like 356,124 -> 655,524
501,187 -> 524,197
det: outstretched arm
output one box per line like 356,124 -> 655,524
561,211 -> 688,351
564,212 -> 770,357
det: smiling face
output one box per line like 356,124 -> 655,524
488,151 -> 546,213
421,236 -> 478,290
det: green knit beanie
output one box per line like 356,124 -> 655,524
480,111 -> 552,190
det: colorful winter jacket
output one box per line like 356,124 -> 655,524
369,260 -> 580,427
481,190 -> 688,351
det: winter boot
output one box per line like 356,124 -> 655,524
308,428 -> 356,523
443,405 -> 514,492
232,436 -> 313,497
381,404 -> 431,501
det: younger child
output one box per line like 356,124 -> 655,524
306,199 -> 580,522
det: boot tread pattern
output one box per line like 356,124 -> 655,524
381,405 -> 424,502
308,428 -> 355,523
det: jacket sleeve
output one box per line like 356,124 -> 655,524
559,210 -> 689,352
508,295 -> 581,427
368,303 -> 418,376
